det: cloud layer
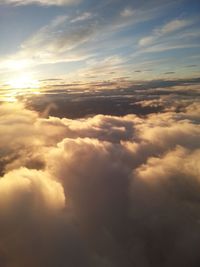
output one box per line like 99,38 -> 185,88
0,97 -> 200,266
2,0 -> 80,6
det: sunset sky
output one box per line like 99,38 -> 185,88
0,1 -> 200,267
0,0 -> 200,91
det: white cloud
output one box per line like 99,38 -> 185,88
3,15 -> 97,67
157,19 -> 192,35
139,19 -> 192,47
0,97 -> 200,266
70,12 -> 92,23
0,1 -> 169,71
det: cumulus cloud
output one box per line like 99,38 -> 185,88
0,98 -> 200,266
0,167 -> 65,213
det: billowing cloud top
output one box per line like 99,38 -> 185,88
0,0 -> 200,264
0,87 -> 200,266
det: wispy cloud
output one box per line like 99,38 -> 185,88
70,12 -> 93,23
142,43 -> 200,53
0,2 -> 162,70
1,14 -> 98,69
1,0 -> 81,6
156,19 -> 191,35
120,7 -> 135,17
0,0 -> 199,82
139,19 -> 193,47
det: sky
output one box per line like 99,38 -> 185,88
0,1 -> 200,267
0,0 -> 200,91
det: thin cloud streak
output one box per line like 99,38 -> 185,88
139,19 -> 193,47
1,0 -> 81,6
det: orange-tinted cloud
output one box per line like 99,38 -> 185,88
0,100 -> 200,266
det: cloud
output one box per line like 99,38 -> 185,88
70,12 -> 93,23
142,43 -> 200,53
130,146 -> 200,266
19,15 -> 97,63
139,19 -> 193,48
186,64 -> 198,68
0,96 -> 200,266
156,19 -> 191,35
1,0 -> 81,6
0,167 -> 65,212
120,7 -> 135,17
164,71 -> 175,74
138,36 -> 154,46
0,13 -> 98,70
0,1 -> 177,71
134,70 -> 142,73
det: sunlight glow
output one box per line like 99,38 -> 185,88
7,74 -> 40,89
3,73 -> 41,102
4,96 -> 18,103
6,59 -> 30,71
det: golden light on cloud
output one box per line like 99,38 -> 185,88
2,73 -> 41,102
4,95 -> 18,103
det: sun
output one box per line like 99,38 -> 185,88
4,73 -> 41,102
8,74 -> 39,89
